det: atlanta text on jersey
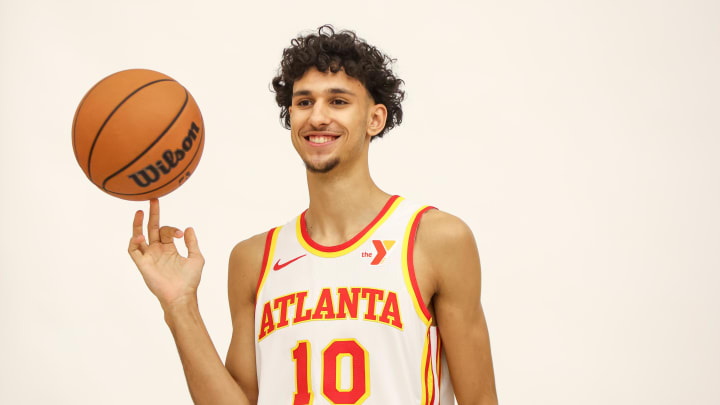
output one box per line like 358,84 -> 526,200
258,287 -> 404,341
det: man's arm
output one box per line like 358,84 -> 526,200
415,210 -> 498,405
165,232 -> 266,405
164,298 -> 250,405
128,199 -> 251,405
225,232 -> 269,404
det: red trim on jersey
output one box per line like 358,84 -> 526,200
408,206 -> 436,321
429,332 -> 437,405
423,352 -> 430,405
256,227 -> 277,304
299,195 -> 400,253
423,328 -> 432,405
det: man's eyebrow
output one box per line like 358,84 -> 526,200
292,88 -> 357,97
292,90 -> 311,97
327,88 -> 356,96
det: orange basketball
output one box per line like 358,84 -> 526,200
72,69 -> 204,201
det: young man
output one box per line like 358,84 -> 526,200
128,26 -> 497,405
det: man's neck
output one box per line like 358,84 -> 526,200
304,161 -> 391,247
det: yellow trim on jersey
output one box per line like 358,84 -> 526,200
295,196 -> 404,258
255,226 -> 281,304
421,326 -> 437,405
421,329 -> 429,405
402,206 -> 433,326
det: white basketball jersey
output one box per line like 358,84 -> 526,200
254,195 -> 455,405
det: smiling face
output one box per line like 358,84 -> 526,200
289,67 -> 387,174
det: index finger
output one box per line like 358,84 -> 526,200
147,198 -> 160,243
132,209 -> 144,238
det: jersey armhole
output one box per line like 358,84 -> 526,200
255,226 -> 281,306
401,206 -> 437,326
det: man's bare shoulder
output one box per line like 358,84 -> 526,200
415,209 -> 480,288
415,208 -> 476,253
230,232 -> 270,268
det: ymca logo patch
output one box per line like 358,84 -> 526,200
361,240 -> 396,265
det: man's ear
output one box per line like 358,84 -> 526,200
368,103 -> 388,137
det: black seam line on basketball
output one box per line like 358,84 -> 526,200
75,72 -> 164,169
101,89 -> 190,191
73,90 -> 97,176
104,119 -> 204,196
73,75 -> 113,168
86,78 -> 176,181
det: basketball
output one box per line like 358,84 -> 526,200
72,69 -> 204,201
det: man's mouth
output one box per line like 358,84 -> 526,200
304,134 -> 339,145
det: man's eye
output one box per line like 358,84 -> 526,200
331,99 -> 348,105
296,99 -> 311,107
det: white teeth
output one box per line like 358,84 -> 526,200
309,136 -> 335,144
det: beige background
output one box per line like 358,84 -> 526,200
1,0 -> 718,404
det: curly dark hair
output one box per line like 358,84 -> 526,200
271,25 -> 404,139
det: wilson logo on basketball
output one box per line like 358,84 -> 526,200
128,121 -> 200,187
361,240 -> 396,265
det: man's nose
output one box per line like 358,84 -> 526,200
309,101 -> 331,127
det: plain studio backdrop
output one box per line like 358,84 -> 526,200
1,0 -> 718,404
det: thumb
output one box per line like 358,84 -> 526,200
184,227 -> 203,259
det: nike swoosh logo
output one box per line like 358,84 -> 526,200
273,254 -> 307,271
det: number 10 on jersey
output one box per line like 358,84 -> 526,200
292,339 -> 370,404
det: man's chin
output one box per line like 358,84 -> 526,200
304,157 -> 340,174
